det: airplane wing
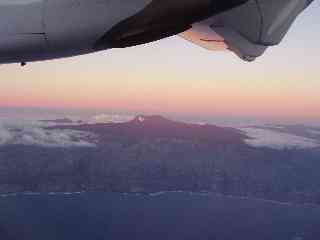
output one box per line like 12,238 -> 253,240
180,0 -> 314,61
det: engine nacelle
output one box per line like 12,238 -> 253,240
207,0 -> 315,61
0,0 -> 248,64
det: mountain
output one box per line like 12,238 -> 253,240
52,115 -> 247,145
0,115 -> 320,206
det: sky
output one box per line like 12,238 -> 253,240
0,2 -> 319,124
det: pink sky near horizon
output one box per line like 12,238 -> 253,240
0,2 -> 319,123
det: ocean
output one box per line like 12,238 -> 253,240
0,192 -> 320,240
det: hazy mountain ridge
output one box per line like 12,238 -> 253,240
0,115 -> 320,206
51,115 -> 247,145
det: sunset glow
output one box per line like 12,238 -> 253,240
1,2 -> 319,123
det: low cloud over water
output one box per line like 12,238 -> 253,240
0,120 -> 96,148
241,127 -> 320,149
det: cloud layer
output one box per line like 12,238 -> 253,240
308,129 -> 320,136
0,121 -> 96,148
241,127 -> 319,149
90,114 -> 134,124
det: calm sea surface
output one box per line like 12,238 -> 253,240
0,192 -> 320,240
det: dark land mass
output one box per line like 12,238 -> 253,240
0,115 -> 320,206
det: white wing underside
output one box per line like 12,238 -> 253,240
179,24 -> 228,51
